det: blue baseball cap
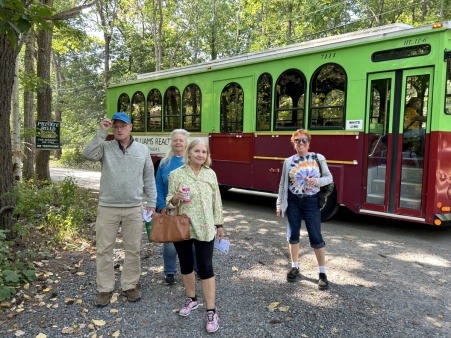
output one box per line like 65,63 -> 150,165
111,112 -> 131,124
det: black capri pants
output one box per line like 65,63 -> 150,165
174,238 -> 215,280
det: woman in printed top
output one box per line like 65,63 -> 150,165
167,138 -> 224,333
276,129 -> 333,290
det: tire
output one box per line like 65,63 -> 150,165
320,187 -> 339,222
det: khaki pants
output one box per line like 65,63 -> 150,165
96,206 -> 142,292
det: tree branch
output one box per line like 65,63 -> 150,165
51,0 -> 98,21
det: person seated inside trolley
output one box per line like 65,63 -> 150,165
403,97 -> 426,156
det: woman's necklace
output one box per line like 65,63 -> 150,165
190,166 -> 201,176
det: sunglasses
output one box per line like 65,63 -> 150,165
294,137 -> 309,144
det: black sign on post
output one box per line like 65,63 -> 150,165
36,120 -> 61,149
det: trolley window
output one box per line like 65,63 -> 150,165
256,73 -> 272,131
131,91 -> 145,132
309,63 -> 346,129
274,69 -> 305,131
117,93 -> 130,115
182,84 -> 201,131
147,89 -> 162,131
372,45 -> 431,62
445,58 -> 451,115
220,82 -> 244,133
164,86 -> 181,131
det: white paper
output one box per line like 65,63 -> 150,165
142,209 -> 153,222
214,237 -> 230,254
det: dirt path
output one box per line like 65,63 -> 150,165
0,167 -> 449,337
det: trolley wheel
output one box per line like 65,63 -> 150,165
320,188 -> 339,222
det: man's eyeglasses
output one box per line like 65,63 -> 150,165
294,137 -> 309,144
113,125 -> 129,130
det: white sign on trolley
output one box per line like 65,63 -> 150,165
133,135 -> 209,156
346,120 -> 363,130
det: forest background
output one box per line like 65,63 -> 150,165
0,0 -> 450,300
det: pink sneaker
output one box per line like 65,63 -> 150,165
206,310 -> 219,333
179,298 -> 198,317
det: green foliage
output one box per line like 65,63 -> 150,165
11,177 -> 97,244
0,229 -> 36,301
0,0 -> 54,47
58,148 -> 86,167
0,177 -> 97,300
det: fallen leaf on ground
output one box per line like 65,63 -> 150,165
110,294 -> 118,303
278,306 -> 289,312
61,327 -> 75,334
92,319 -> 106,326
267,302 -> 280,312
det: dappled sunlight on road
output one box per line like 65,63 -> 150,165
390,252 -> 450,267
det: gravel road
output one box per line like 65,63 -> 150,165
0,168 -> 449,337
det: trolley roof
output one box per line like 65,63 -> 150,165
109,22 -> 450,87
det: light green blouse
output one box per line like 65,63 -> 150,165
167,164 -> 224,242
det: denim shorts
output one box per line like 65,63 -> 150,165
286,191 -> 325,248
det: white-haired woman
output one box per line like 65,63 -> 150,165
155,129 -> 189,285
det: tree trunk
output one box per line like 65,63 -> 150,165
35,3 -> 54,181
210,1 -> 217,60
96,0 -> 112,86
23,31 -> 36,180
12,55 -> 22,181
152,0 -> 163,71
53,52 -> 63,159
0,33 -> 18,230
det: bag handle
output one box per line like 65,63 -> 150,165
161,203 -> 181,216
313,155 -> 324,178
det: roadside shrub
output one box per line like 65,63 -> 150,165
12,177 -> 97,246
0,177 -> 97,301
58,148 -> 100,170
0,230 -> 36,301
59,147 -> 85,167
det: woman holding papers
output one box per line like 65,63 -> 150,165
276,129 -> 332,290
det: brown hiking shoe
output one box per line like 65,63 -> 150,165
96,291 -> 112,307
121,288 -> 141,302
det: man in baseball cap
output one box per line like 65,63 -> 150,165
83,111 -> 156,307
111,112 -> 131,124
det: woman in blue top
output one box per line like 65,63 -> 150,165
155,129 -> 190,285
276,129 -> 333,290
